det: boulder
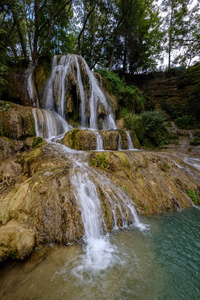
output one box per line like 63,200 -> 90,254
0,101 -> 35,140
63,129 -> 97,150
0,220 -> 35,261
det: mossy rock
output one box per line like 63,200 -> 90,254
117,129 -> 128,149
90,151 -> 131,177
34,58 -> 51,101
100,130 -> 119,150
0,221 -> 35,262
0,101 -> 35,140
91,152 -> 110,169
63,129 -> 97,150
130,130 -> 141,149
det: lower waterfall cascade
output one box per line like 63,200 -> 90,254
30,54 -> 147,272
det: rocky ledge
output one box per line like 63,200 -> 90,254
0,139 -> 199,262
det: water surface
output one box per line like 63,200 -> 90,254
0,207 -> 200,300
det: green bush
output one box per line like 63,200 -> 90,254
161,100 -> 186,120
130,110 -> 168,147
175,115 -> 196,129
97,69 -> 146,115
190,137 -> 200,146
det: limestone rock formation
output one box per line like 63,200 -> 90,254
0,221 -> 35,262
0,101 -> 35,139
0,139 -> 199,261
63,129 -> 97,150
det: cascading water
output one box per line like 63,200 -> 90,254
118,133 -> 122,151
26,63 -> 39,107
126,131 -> 135,150
30,54 -> 145,272
32,108 -> 71,139
42,54 -> 116,131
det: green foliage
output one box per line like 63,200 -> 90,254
124,112 -> 137,131
32,137 -> 44,148
130,110 -> 169,147
161,100 -> 186,120
187,189 -> 198,205
91,153 -> 109,169
97,69 -> 146,115
0,101 -> 10,111
175,115 -> 196,129
190,137 -> 200,146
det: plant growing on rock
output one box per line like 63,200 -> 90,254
129,110 -> 169,147
187,189 -> 198,205
97,69 -> 146,116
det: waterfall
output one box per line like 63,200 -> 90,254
26,63 -> 39,107
118,134 -> 122,150
69,157 -> 146,272
83,60 -> 116,130
32,108 -> 71,139
94,131 -> 104,150
49,142 -> 147,272
126,131 -> 134,150
74,56 -> 87,127
30,54 -> 148,272
42,54 -> 117,130
43,56 -> 58,110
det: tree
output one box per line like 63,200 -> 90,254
107,0 -> 162,74
160,0 -> 200,68
0,0 -> 73,63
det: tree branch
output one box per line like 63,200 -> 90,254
77,6 -> 95,55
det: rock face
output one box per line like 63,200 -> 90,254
63,129 -> 97,150
0,221 -> 35,262
41,55 -> 117,129
0,101 -> 35,139
62,129 -> 139,151
0,139 -> 200,261
1,58 -> 51,107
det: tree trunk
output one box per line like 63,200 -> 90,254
77,7 -> 95,55
11,10 -> 28,59
109,0 -> 133,71
123,35 -> 127,75
32,0 -> 40,62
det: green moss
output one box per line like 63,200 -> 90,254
32,137 -> 44,148
120,184 -> 128,191
63,129 -> 80,149
118,129 -> 128,149
114,152 -> 131,173
130,130 -> 140,149
187,189 -> 198,205
160,162 -> 171,172
91,153 -> 110,169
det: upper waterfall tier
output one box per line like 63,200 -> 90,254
42,54 -> 116,130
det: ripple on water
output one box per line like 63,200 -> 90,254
0,208 -> 200,300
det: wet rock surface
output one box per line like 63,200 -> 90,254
0,139 -> 200,261
0,101 -> 35,140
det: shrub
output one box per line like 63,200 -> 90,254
190,137 -> 200,146
132,110 -> 168,147
97,69 -> 146,116
175,115 -> 196,129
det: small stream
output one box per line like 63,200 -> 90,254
0,207 -> 200,300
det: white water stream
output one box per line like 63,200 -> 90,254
31,54 -> 146,273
